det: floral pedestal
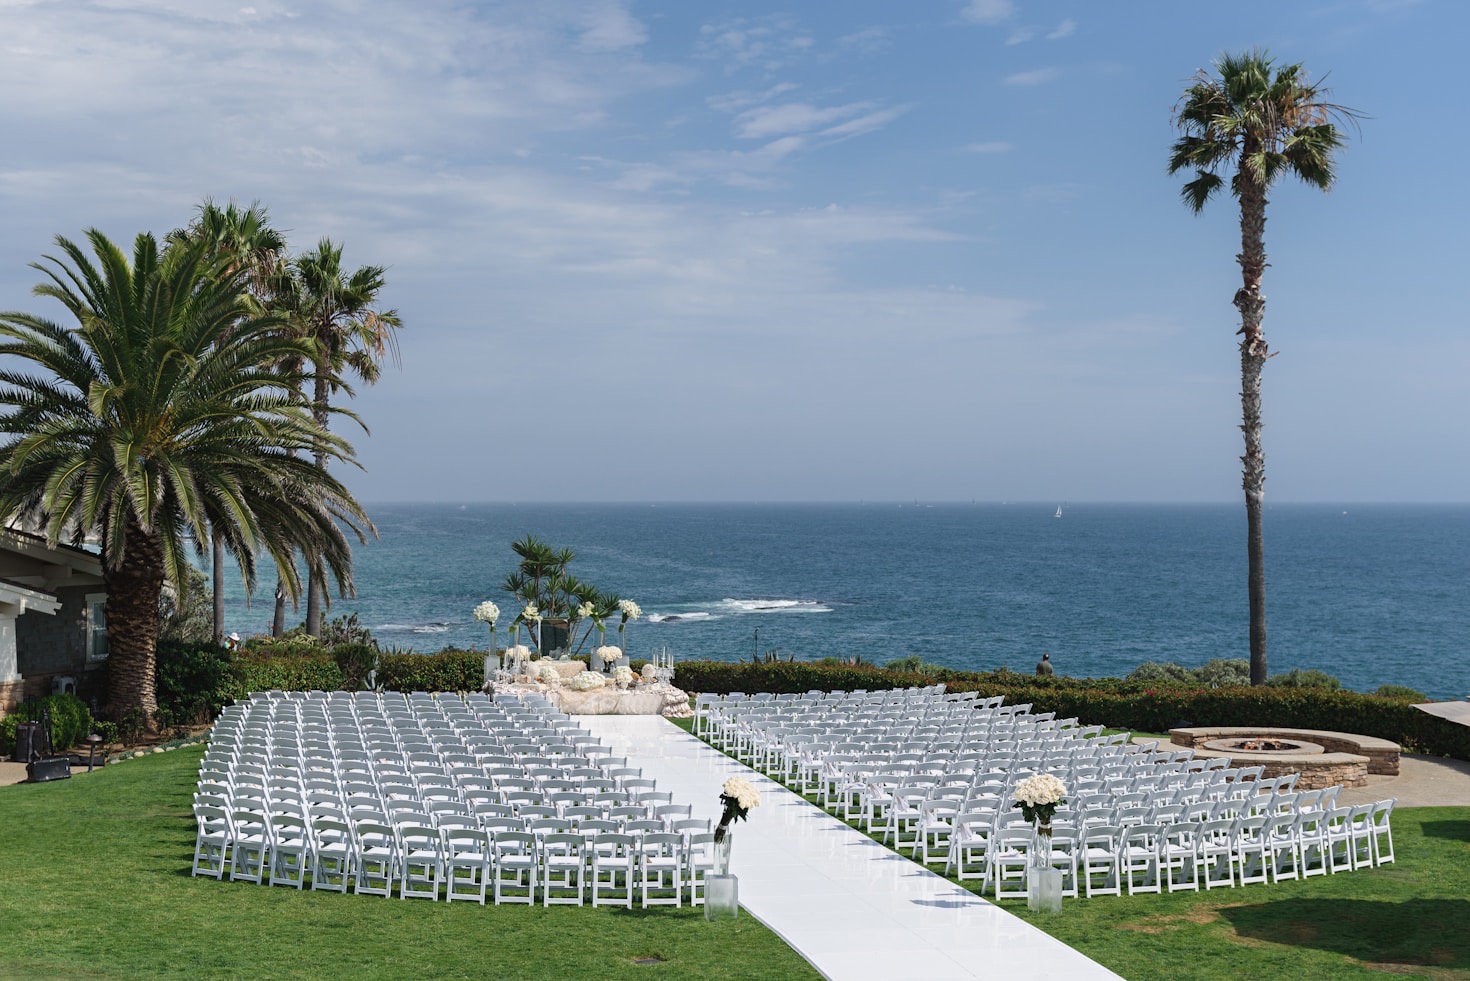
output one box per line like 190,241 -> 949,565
1028,823 -> 1063,914
705,834 -> 738,921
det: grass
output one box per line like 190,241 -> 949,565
1006,808 -> 1470,981
0,747 -> 820,981
677,717 -> 1470,980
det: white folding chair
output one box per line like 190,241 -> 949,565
638,832 -> 684,908
191,805 -> 232,879
540,833 -> 586,906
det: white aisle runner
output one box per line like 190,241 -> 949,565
581,716 -> 1121,981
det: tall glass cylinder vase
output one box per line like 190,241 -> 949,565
705,831 -> 738,921
1028,818 -> 1062,913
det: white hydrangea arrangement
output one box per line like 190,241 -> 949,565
595,645 -> 622,669
641,663 -> 657,681
715,776 -> 761,842
612,665 -> 635,689
472,601 -> 499,624
536,664 -> 561,687
567,670 -> 606,691
1013,773 -> 1068,826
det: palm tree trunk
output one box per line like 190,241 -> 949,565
212,526 -> 225,645
103,515 -> 165,722
1235,172 -> 1270,685
305,369 -> 331,637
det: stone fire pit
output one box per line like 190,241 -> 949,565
1171,727 -> 1401,790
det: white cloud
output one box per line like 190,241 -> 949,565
960,0 -> 1015,26
697,14 -> 815,71
1003,67 -> 1060,86
963,141 -> 1014,154
573,1 -> 648,51
836,26 -> 890,53
734,101 -> 873,139
1046,18 -> 1077,40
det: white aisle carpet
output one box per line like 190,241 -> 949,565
581,716 -> 1121,981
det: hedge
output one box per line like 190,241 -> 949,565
0,693 -> 93,755
674,661 -> 1470,761
375,649 -> 484,693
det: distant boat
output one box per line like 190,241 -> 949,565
1055,505 -> 1063,518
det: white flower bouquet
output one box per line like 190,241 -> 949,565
567,670 -> 606,691
612,665 -> 635,689
536,664 -> 561,687
618,599 -> 642,623
715,776 -> 761,842
519,603 -> 541,624
472,601 -> 499,624
1012,773 -> 1068,826
594,645 -> 622,669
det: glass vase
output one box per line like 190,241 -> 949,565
1028,819 -> 1063,914
705,831 -> 738,921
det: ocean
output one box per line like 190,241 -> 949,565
215,503 -> 1470,700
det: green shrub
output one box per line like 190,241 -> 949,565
0,715 -> 17,756
375,649 -> 483,693
1374,684 -> 1427,701
1267,668 -> 1342,690
0,694 -> 94,753
240,634 -> 325,658
1126,661 -> 1195,684
221,649 -> 343,702
1196,658 -> 1252,687
155,641 -> 232,724
321,613 -> 377,648
332,642 -> 379,690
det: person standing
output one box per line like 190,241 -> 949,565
1036,652 -> 1054,677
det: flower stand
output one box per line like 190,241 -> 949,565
1028,867 -> 1063,914
705,831 -> 739,920
705,874 -> 739,920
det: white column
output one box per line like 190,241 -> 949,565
0,615 -> 19,683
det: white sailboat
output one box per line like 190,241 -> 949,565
1054,504 -> 1063,518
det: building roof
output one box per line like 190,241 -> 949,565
0,528 -> 105,590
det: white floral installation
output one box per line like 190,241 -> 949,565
617,599 -> 640,658
715,776 -> 761,842
1013,773 -> 1068,827
594,644 -> 622,671
612,665 -> 635,689
472,601 -> 499,625
567,670 -> 606,691
535,664 -> 561,687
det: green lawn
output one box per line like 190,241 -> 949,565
0,748 -> 819,981
672,717 -> 1470,980
1006,807 -> 1470,981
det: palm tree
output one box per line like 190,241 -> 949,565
0,229 -> 372,720
1169,50 -> 1359,685
168,199 -> 287,645
278,239 -> 402,636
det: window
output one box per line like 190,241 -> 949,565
86,593 -> 108,661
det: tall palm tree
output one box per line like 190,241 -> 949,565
0,229 -> 372,719
1169,50 -> 1358,685
169,199 -> 287,645
278,239 -> 402,636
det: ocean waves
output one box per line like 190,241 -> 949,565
648,598 -> 832,623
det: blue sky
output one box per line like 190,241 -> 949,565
1,0 -> 1464,502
